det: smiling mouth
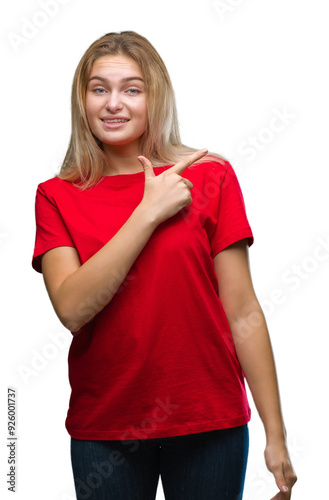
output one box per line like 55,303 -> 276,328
101,119 -> 130,123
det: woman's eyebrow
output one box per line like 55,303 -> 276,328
88,76 -> 145,83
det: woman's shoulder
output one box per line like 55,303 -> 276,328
36,175 -> 79,195
186,153 -> 233,181
34,176 -> 85,207
204,155 -> 231,170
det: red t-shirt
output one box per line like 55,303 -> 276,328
32,159 -> 254,440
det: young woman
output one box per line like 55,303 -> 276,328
32,31 -> 297,500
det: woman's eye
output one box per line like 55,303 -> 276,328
127,88 -> 140,95
90,87 -> 141,95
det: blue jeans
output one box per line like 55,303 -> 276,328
70,424 -> 249,500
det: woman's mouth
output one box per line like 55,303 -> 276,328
101,118 -> 130,129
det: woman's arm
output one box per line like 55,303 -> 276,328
41,203 -> 158,333
41,150 -> 205,333
213,239 -> 297,498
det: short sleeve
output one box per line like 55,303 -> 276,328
210,161 -> 254,257
32,183 -> 76,273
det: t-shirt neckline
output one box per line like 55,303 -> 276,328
99,165 -> 173,184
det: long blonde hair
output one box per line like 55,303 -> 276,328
57,31 -> 228,189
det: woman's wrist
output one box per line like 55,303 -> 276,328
134,201 -> 161,230
264,422 -> 287,445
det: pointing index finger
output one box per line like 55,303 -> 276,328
170,149 -> 208,176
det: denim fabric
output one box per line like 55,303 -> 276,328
71,424 -> 249,500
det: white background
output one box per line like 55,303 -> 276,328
1,0 -> 328,498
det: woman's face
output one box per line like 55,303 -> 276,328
85,54 -> 147,152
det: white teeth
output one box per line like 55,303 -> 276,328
103,119 -> 128,123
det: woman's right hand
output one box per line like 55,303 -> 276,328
137,149 -> 208,225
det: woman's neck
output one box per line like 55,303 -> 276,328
101,142 -> 145,176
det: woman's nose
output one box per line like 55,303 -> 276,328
105,91 -> 124,112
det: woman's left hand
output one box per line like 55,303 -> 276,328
264,440 -> 298,499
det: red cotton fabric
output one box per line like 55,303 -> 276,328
32,159 -> 254,440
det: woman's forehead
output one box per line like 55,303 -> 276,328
90,55 -> 143,77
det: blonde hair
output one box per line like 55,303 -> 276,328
57,31 -> 228,189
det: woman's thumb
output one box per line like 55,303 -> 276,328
137,156 -> 155,181
272,466 -> 289,493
